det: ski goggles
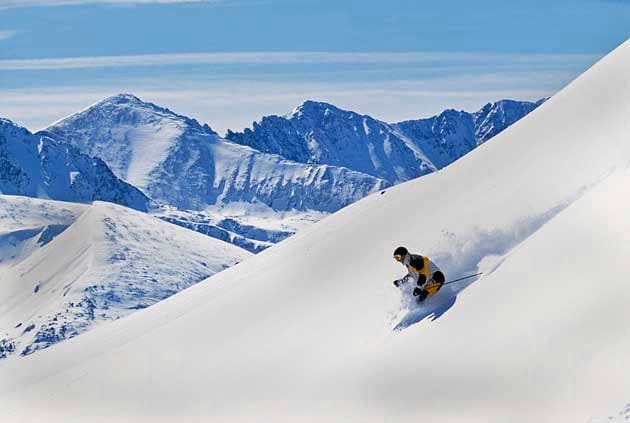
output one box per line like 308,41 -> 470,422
393,254 -> 404,262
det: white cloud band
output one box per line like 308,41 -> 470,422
0,51 -> 598,71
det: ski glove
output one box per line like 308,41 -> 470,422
413,287 -> 429,302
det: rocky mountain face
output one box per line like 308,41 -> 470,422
227,99 -> 544,181
393,99 -> 545,169
0,118 -> 150,211
226,100 -> 437,183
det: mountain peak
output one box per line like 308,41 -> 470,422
288,100 -> 345,119
93,93 -> 177,118
102,93 -> 143,105
47,93 -> 217,137
0,118 -> 34,139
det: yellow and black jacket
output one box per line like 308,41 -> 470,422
401,253 -> 445,297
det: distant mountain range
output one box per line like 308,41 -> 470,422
42,94 -> 387,213
226,98 -> 545,182
41,95 -> 543,214
0,118 -> 150,211
0,94 -> 544,254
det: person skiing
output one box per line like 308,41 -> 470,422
393,246 -> 445,302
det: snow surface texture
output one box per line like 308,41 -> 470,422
0,119 -> 150,211
1,40 -> 629,422
43,95 -> 388,212
591,402 -> 630,423
226,98 -> 542,182
0,197 -> 251,359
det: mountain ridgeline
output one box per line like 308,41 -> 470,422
226,99 -> 545,182
0,94 -> 545,260
42,95 -> 388,212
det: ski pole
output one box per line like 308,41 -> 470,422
441,272 -> 483,286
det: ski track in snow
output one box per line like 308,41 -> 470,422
391,178 -> 595,330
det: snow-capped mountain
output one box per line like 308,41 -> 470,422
43,94 -> 388,212
0,196 -> 251,359
0,118 -> 150,211
393,98 -> 544,169
226,98 -> 542,182
1,39 -> 628,423
227,101 -> 437,182
472,98 -> 546,142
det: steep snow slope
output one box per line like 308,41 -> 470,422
0,119 -> 150,211
0,199 -> 251,359
0,40 -> 628,423
43,95 -> 387,212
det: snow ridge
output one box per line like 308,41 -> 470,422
0,197 -> 251,359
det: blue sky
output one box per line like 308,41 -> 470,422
0,0 -> 628,134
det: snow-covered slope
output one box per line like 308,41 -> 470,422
0,196 -> 86,274
1,40 -> 628,423
0,197 -> 251,359
43,95 -> 387,212
226,99 -> 542,182
593,402 -> 630,423
0,119 -> 150,211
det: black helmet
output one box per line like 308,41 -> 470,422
393,246 -> 408,257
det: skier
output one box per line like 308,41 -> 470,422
393,246 -> 445,302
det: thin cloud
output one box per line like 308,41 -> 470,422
0,51 -> 599,71
0,0 -> 217,10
